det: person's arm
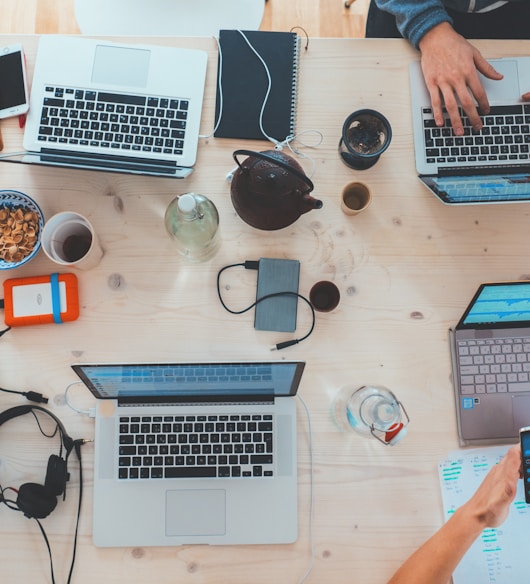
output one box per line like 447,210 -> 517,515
524,92 -> 530,101
374,1 -> 502,134
418,22 -> 503,135
374,0 -> 451,48
387,444 -> 521,584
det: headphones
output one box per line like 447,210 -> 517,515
0,405 -> 74,519
0,404 -> 85,584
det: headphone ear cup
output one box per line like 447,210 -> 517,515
16,483 -> 57,519
44,454 -> 68,497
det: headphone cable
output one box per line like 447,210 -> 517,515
67,439 -> 88,584
35,518 -> 57,584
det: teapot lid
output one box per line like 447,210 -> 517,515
232,149 -> 315,194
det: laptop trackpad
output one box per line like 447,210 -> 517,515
166,490 -> 226,536
480,60 -> 520,102
512,395 -> 530,431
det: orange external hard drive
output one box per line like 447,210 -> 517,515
3,273 -> 79,326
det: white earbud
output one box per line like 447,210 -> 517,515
225,166 -> 238,183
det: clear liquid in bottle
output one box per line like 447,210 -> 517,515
164,193 -> 220,262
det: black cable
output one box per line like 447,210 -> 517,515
30,409 -> 60,440
0,386 -> 49,404
0,485 -> 20,511
216,262 -> 316,350
0,300 -> 9,337
35,518 -> 56,584
67,439 -> 87,584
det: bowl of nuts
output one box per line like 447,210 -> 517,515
0,190 -> 44,269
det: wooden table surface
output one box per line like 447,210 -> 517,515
0,35 -> 529,584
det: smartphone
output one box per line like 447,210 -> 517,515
0,44 -> 29,119
519,426 -> 530,503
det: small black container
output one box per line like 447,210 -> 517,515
339,109 -> 392,170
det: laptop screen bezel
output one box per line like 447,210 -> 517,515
71,361 -> 306,404
456,281 -> 530,330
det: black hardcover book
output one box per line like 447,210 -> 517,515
214,29 -> 300,141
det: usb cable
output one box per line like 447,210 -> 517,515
216,261 -> 315,350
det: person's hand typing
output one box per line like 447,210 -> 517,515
418,22 -> 504,136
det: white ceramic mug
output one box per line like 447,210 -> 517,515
42,211 -> 103,270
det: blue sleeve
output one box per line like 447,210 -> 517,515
374,0 -> 453,48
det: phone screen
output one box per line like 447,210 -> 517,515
0,50 -> 26,110
520,428 -> 530,503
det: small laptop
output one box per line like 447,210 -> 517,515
72,361 -> 305,547
449,282 -> 530,446
410,57 -> 530,204
2,36 -> 207,178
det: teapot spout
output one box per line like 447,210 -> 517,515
300,192 -> 323,215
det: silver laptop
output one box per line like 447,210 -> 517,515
72,361 -> 305,547
449,282 -> 530,446
3,36 -> 207,178
410,57 -> 530,204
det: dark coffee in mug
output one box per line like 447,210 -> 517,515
309,281 -> 340,312
62,233 -> 92,262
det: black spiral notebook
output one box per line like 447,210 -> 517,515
214,30 -> 300,141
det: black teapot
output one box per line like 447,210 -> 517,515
230,149 -> 323,230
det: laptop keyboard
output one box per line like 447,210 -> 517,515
37,86 -> 188,156
423,104 -> 530,166
118,413 -> 274,480
457,337 -> 530,395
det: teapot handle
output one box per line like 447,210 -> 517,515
232,149 -> 314,194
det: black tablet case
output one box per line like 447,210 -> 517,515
214,30 -> 300,141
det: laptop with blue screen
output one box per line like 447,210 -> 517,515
449,282 -> 530,446
410,57 -> 530,204
72,361 -> 305,547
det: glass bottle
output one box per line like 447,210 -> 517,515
164,193 -> 220,262
331,385 -> 409,445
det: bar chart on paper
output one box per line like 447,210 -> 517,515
439,446 -> 530,584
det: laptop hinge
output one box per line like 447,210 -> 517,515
438,164 -> 530,178
116,395 -> 276,406
39,148 -> 183,173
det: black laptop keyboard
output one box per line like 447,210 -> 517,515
457,337 -> 530,395
118,413 -> 274,480
423,104 -> 530,166
37,86 -> 188,156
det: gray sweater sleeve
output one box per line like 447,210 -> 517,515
374,0 -> 454,48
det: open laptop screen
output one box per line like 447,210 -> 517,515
72,362 -> 305,400
421,173 -> 530,204
457,282 -> 530,328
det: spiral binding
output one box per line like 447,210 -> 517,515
289,33 -> 301,140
